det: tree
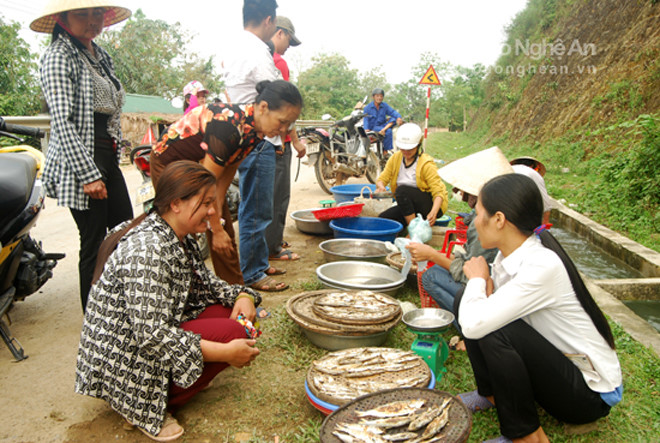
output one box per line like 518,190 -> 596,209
97,9 -> 223,99
0,17 -> 41,116
296,53 -> 361,119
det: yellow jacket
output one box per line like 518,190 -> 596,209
377,151 -> 449,214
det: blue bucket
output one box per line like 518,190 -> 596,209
330,184 -> 377,204
329,217 -> 403,242
436,214 -> 452,227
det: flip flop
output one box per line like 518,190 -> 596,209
269,249 -> 300,261
281,241 -> 291,248
256,307 -> 271,319
250,275 -> 288,292
449,335 -> 466,351
138,413 -> 184,441
266,266 -> 286,276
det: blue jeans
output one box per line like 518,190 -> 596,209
238,140 -> 276,285
421,265 -> 464,314
372,124 -> 394,151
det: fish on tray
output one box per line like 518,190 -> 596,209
355,399 -> 426,418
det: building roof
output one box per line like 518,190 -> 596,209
123,93 -> 182,115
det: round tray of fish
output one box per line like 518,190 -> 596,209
312,291 -> 401,325
320,388 -> 472,443
287,290 -> 401,334
307,347 -> 431,406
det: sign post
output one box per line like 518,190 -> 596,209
418,64 -> 441,150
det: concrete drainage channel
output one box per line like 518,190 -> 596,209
551,203 -> 660,357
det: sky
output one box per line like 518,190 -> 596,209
2,0 -> 528,85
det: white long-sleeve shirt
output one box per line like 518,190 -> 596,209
459,235 -> 622,393
222,30 -> 283,146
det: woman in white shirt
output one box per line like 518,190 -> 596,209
456,173 -> 622,443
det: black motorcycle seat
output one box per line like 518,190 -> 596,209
0,153 -> 38,229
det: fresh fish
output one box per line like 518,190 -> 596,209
408,398 -> 451,431
355,399 -> 426,418
420,407 -> 449,440
382,431 -> 420,441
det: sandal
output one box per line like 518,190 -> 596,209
281,241 -> 291,248
138,413 -> 184,441
256,307 -> 271,319
449,335 -> 466,351
250,275 -> 289,292
266,266 -> 286,276
269,249 -> 300,261
458,390 -> 495,413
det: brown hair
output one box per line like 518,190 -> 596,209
91,161 -> 216,284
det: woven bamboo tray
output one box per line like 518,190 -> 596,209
320,388 -> 472,443
386,251 -> 418,275
286,290 -> 401,335
306,347 -> 431,406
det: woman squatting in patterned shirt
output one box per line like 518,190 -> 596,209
75,161 -> 262,441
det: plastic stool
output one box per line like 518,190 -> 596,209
319,199 -> 335,208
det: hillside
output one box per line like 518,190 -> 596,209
476,0 -> 659,141
462,0 -> 659,252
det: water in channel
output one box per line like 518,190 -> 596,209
551,225 -> 659,332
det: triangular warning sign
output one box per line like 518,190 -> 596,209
419,65 -> 441,85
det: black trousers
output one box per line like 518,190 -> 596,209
265,142 -> 292,255
453,291 -> 611,438
70,144 -> 133,311
378,185 -> 434,226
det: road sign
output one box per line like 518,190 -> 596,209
419,65 -> 441,86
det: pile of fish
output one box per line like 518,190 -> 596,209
332,397 -> 454,443
309,348 -> 429,404
312,291 -> 401,324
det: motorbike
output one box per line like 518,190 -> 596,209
129,144 -> 241,259
0,117 -> 65,361
298,108 -> 388,194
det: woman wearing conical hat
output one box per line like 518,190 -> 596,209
31,0 -> 134,313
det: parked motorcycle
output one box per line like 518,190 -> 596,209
0,117 -> 64,361
129,144 -> 241,259
298,108 -> 388,194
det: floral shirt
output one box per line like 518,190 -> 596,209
152,102 -> 259,168
75,213 -> 261,436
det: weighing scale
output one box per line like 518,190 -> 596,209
402,308 -> 455,381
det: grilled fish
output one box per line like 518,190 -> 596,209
359,414 -> 415,429
382,431 -> 419,441
419,407 -> 449,440
355,399 -> 426,418
408,398 -> 452,431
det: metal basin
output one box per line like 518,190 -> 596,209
319,239 -> 395,263
301,328 -> 388,351
402,308 -> 455,333
316,260 -> 406,296
290,209 -> 333,235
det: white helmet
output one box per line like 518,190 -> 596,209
395,123 -> 423,150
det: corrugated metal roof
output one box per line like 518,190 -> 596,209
123,94 -> 182,115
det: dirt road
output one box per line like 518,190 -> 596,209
0,159 -> 367,442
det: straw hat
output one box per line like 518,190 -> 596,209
437,146 -> 514,196
510,156 -> 547,177
30,0 -> 131,33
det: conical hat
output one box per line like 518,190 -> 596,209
438,146 -> 514,196
510,156 -> 546,177
30,0 -> 131,33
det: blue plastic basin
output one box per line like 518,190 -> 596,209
436,214 -> 452,227
329,216 -> 403,242
330,184 -> 377,204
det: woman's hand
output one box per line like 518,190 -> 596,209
224,339 -> 260,368
83,179 -> 107,199
231,295 -> 256,322
463,256 -> 490,281
426,209 -> 438,226
376,181 -> 387,194
211,227 -> 234,257
406,242 -> 435,262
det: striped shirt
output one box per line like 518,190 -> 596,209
40,34 -> 124,210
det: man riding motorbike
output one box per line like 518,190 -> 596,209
363,88 -> 403,155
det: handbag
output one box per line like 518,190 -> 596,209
353,186 -> 394,217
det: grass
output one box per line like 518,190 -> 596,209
183,277 -> 659,442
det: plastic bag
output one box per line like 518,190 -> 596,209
408,214 -> 432,243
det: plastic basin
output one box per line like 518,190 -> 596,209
329,216 -> 403,242
330,184 -> 377,204
435,214 -> 452,227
